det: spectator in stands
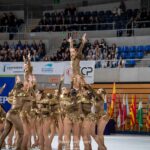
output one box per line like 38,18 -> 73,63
31,51 -> 40,61
118,56 -> 125,68
100,39 -> 107,49
0,40 -> 46,62
0,12 -> 24,33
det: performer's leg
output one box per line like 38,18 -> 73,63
22,119 -> 31,150
43,118 -> 50,150
7,127 -> 14,148
13,129 -> 18,147
90,122 -> 101,147
30,118 -> 38,148
0,119 -> 13,149
49,118 -> 56,150
73,121 -> 80,150
64,117 -> 72,150
37,119 -> 44,150
34,118 -> 39,147
0,122 -> 6,148
0,122 -> 4,134
57,116 -> 64,150
82,120 -> 91,150
97,115 -> 109,150
12,116 -> 24,150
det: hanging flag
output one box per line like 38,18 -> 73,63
126,94 -> 130,116
104,95 -> 107,113
137,100 -> 143,128
122,94 -> 127,126
117,95 -> 123,128
146,99 -> 150,130
133,95 -> 137,122
109,83 -> 116,117
130,95 -> 136,128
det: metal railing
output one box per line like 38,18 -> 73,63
28,22 -> 116,31
0,26 -> 20,33
95,58 -> 150,68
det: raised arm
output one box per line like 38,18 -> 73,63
57,75 -> 64,97
27,53 -> 33,75
78,33 -> 87,55
68,36 -> 74,49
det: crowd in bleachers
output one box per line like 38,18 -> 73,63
0,38 -> 150,68
0,40 -> 46,61
0,12 -> 24,33
42,37 -> 150,68
31,2 -> 150,33
42,38 -> 120,67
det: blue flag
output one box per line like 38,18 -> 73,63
104,95 -> 107,113
0,76 -> 15,112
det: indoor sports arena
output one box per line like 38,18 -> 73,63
0,0 -> 150,150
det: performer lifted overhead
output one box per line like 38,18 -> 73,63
68,33 -> 87,89
23,53 -> 33,82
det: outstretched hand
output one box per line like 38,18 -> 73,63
28,53 -> 31,60
82,33 -> 87,43
68,36 -> 73,43
23,55 -> 26,61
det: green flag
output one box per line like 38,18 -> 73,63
137,100 -> 143,128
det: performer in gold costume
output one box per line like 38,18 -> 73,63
36,90 -> 50,150
96,89 -> 110,150
0,81 -> 25,150
62,87 -> 82,150
0,106 -> 6,149
68,33 -> 87,89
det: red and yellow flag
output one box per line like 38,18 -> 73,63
130,95 -> 136,128
109,83 -> 116,117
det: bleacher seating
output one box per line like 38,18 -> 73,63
31,8 -> 145,32
0,12 -> 24,33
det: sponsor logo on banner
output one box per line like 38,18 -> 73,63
64,61 -> 95,84
81,67 -> 93,76
2,63 -> 24,74
41,63 -> 53,73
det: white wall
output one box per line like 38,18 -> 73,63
94,67 -> 150,82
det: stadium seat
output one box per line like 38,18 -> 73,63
128,52 -> 136,59
125,60 -> 136,67
136,52 -> 144,59
136,46 -> 144,52
129,46 -> 136,52
144,45 -> 150,52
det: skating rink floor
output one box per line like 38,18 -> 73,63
2,135 -> 150,150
